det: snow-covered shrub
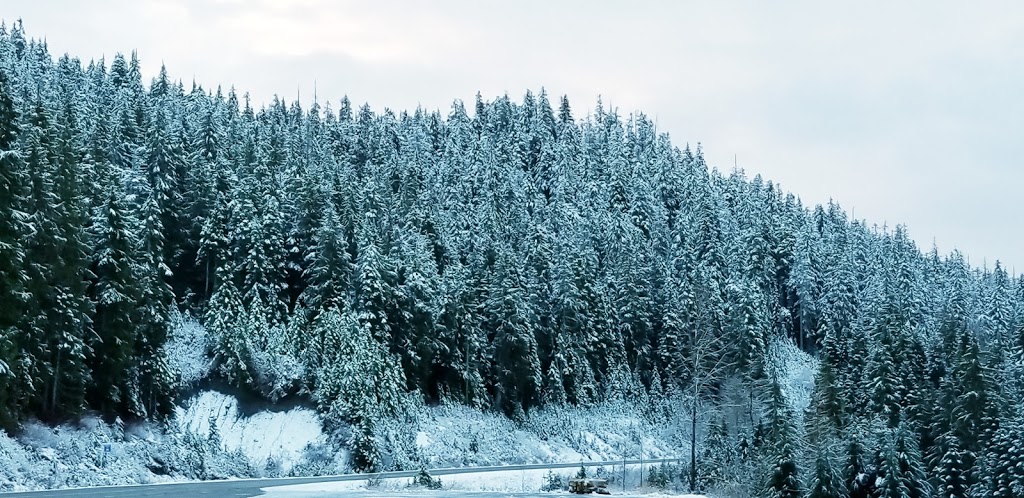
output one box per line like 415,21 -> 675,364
375,397 -> 683,472
541,470 -> 565,491
175,430 -> 209,479
248,334 -> 304,403
206,295 -> 304,402
289,441 -> 343,477
410,402 -> 524,466
170,419 -> 257,481
373,415 -> 423,471
166,309 -> 213,387
17,424 -> 53,450
0,403 -> 321,492
262,455 -> 283,478
0,429 -> 45,492
763,338 -> 817,413
647,461 -> 680,489
204,447 -> 258,480
412,468 -> 442,489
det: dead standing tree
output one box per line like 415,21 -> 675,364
682,273 -> 733,493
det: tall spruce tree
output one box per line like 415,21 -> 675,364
763,379 -> 802,498
875,426 -> 930,498
87,171 -> 141,417
807,446 -> 845,498
0,69 -> 27,428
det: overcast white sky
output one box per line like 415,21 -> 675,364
5,0 -> 1024,271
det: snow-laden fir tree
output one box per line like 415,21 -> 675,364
806,445 -> 844,498
87,168 -> 142,417
875,425 -> 930,498
0,67 -> 28,429
762,378 -> 802,498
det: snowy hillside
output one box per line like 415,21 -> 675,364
175,390 -> 326,474
170,388 -> 689,476
0,415 -> 257,492
2,16 -> 1023,498
384,401 -> 681,469
0,329 -> 819,493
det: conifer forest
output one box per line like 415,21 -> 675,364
1,20 -> 1023,498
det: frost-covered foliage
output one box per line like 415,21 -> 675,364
0,389 -> 343,492
306,307 -> 410,472
166,310 -> 213,387
541,470 -> 565,491
207,295 -> 305,402
763,338 -> 817,414
0,417 -> 259,492
365,399 -> 681,472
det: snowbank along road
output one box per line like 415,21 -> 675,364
1,459 -> 681,497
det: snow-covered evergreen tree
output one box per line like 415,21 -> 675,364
0,68 -> 28,428
87,169 -> 141,417
875,426 -> 930,498
807,446 -> 844,498
762,379 -> 802,498
844,437 -> 873,498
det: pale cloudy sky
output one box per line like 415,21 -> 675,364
5,0 -> 1024,271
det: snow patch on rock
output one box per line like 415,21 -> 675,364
175,390 -> 324,472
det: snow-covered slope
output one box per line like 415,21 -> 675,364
175,390 -> 325,473
374,400 -> 682,472
0,359 -> 818,494
0,416 -> 256,492
769,338 -> 818,414
0,390 -> 327,492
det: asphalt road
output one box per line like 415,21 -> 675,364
1,458 -> 680,498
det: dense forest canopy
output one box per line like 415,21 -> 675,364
1,19 -> 1023,497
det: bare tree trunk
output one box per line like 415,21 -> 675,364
465,336 -> 470,405
689,400 -> 697,491
749,389 -> 755,427
204,257 -> 211,300
51,347 -> 61,417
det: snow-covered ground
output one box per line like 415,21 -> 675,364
0,389 -> 327,492
769,338 -> 818,414
171,388 -> 682,476
175,390 -> 325,473
0,415 -> 250,492
393,402 -> 680,470
0,337 -> 816,493
265,492 -> 705,498
261,466 -> 708,497
0,389 -> 687,492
